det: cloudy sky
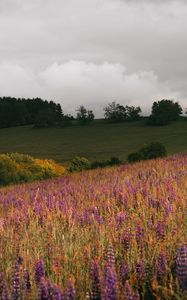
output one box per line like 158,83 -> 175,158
0,0 -> 187,116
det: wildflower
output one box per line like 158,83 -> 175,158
105,266 -> 118,300
91,260 -> 102,300
176,245 -> 187,290
24,270 -> 31,291
12,261 -> 21,300
66,279 -> 75,300
35,260 -> 45,286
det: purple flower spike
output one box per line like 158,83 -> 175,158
35,260 -> 45,286
135,224 -> 144,245
105,266 -> 118,300
124,281 -> 139,300
24,270 -> 31,290
50,284 -> 64,300
120,263 -> 130,284
12,261 -> 21,300
107,245 -> 115,269
66,279 -> 75,300
123,229 -> 131,251
2,284 -> 10,300
136,260 -> 146,284
156,222 -> 165,240
176,245 -> 187,290
156,252 -> 167,279
91,260 -> 102,300
38,278 -> 49,300
0,273 -> 10,300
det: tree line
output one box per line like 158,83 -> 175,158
0,96 -> 185,128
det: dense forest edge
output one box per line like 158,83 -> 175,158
0,96 -> 186,128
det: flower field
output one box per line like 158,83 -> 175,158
0,155 -> 186,299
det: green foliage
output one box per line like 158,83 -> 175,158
148,99 -> 182,126
104,101 -> 127,122
0,155 -> 19,186
76,106 -> 95,125
0,153 -> 65,186
69,156 -> 91,172
125,105 -> 142,121
127,151 -> 143,163
60,114 -> 74,127
8,152 -> 35,164
34,108 -> 60,128
104,101 -> 141,122
91,156 -> 122,169
127,142 -> 167,163
0,97 -> 63,128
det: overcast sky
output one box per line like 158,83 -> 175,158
0,0 -> 187,116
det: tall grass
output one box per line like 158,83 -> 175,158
0,155 -> 186,299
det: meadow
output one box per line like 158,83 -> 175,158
0,119 -> 187,163
0,155 -> 186,299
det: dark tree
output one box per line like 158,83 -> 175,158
125,105 -> 141,121
104,101 -> 141,122
104,101 -> 127,122
76,105 -> 94,124
34,108 -> 58,128
148,99 -> 182,126
0,97 -> 63,128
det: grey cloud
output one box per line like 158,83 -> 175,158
0,60 -> 182,117
0,0 -> 186,115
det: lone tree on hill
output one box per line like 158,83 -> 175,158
76,105 -> 95,124
148,99 -> 182,126
104,101 -> 141,122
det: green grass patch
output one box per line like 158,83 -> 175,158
0,119 -> 186,163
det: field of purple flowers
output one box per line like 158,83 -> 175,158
0,155 -> 186,299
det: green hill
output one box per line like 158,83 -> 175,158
0,119 -> 187,163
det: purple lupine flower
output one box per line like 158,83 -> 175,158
66,279 -> 75,300
135,223 -> 144,245
12,261 -> 21,300
115,212 -> 128,228
24,270 -> 31,291
105,266 -> 118,300
135,260 -> 146,284
2,283 -> 10,300
0,272 -> 10,300
0,272 -> 4,295
38,277 -> 49,300
156,222 -> 165,240
120,262 -> 130,284
92,207 -> 103,224
156,252 -> 167,279
176,245 -> 187,290
49,283 -> 64,300
123,280 -> 134,300
91,260 -> 102,300
35,260 -> 45,286
107,245 -> 115,269
122,229 -> 131,251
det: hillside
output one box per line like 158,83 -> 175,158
0,119 -> 187,163
0,155 -> 186,298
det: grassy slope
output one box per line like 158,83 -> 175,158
0,119 -> 187,163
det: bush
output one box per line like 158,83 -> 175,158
91,157 -> 122,169
127,152 -> 144,163
148,100 -> 182,126
69,156 -> 91,172
91,160 -> 108,169
0,155 -> 19,186
139,142 -> 167,160
0,153 -> 66,186
127,142 -> 167,163
107,156 -> 122,166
